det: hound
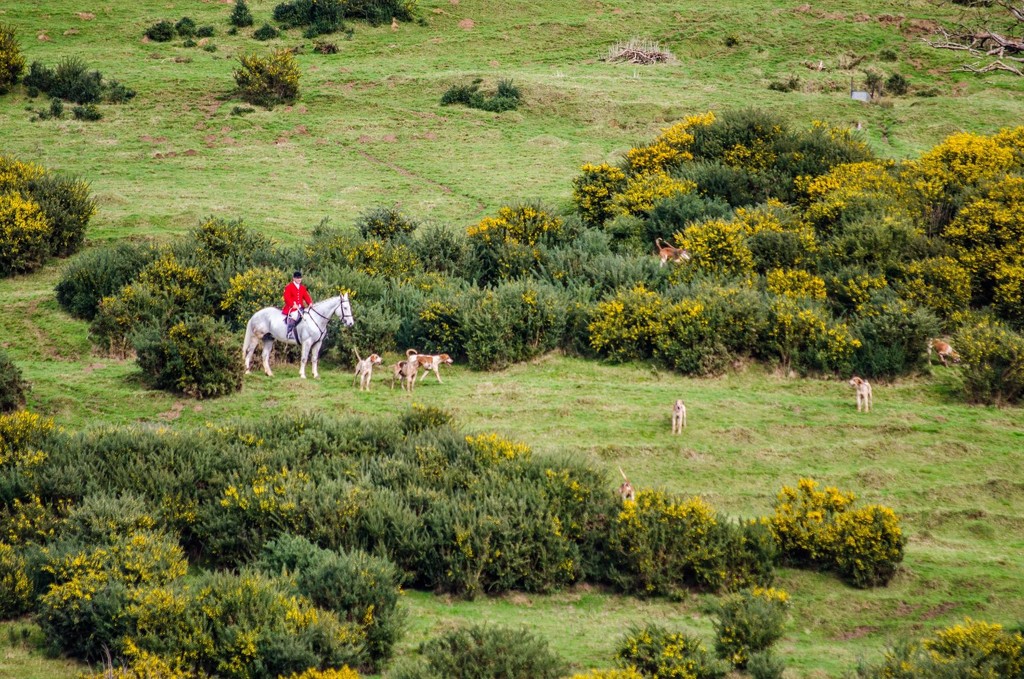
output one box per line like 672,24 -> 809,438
655,238 -> 691,267
671,399 -> 687,434
352,349 -> 382,391
928,339 -> 961,367
849,376 -> 873,413
415,353 -> 454,383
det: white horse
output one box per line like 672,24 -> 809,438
243,295 -> 354,379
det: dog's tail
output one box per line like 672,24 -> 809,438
406,348 -> 418,357
618,466 -> 630,482
655,237 -> 665,248
353,347 -> 362,362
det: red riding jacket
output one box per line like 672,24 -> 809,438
282,282 -> 312,315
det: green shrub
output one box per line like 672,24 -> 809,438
133,315 -> 243,399
603,490 -> 729,595
459,280 -> 567,369
342,0 -> 414,25
50,56 -> 102,103
129,569 -> 366,677
711,588 -> 789,668
0,23 -> 25,95
356,205 -> 419,241
0,541 -> 32,617
885,72 -> 910,95
258,534 -> 406,671
62,492 -> 160,544
253,22 -> 280,40
0,351 -> 28,412
615,624 -> 728,679
145,20 -> 175,42
746,651 -> 786,679
71,103 -> 102,120
175,16 -> 197,37
56,243 -> 157,320
440,78 -> 522,112
37,529 -> 188,660
196,25 -> 216,37
648,191 -> 732,243
47,96 -> 63,119
849,297 -> 940,378
955,318 -> 1024,405
411,223 -> 467,275
274,0 -> 345,35
235,49 -> 300,107
27,173 -> 96,257
413,624 -> 567,679
654,297 -> 730,376
230,0 -> 255,27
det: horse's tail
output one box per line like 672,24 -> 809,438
243,314 -> 258,362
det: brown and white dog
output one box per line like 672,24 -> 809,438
849,376 -> 873,413
928,339 -> 961,367
618,467 -> 635,502
352,349 -> 382,391
389,349 -> 419,392
655,238 -> 691,267
415,353 -> 454,383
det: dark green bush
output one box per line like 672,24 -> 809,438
356,205 -> 419,241
711,588 -> 789,668
21,61 -> 52,94
56,242 -> 156,320
411,223 -> 467,275
196,25 -> 216,37
0,351 -> 28,412
676,160 -> 763,208
71,103 -> 101,120
182,37 -> 197,48
615,624 -> 728,679
133,315 -> 243,398
343,0 -> 414,24
440,78 -> 522,112
273,0 -> 345,34
258,534 -> 406,670
175,16 -> 197,37
27,174 -> 96,257
253,22 -> 280,40
648,191 -> 732,242
48,97 -> 63,119
414,624 -> 567,679
62,492 -> 161,544
885,73 -> 910,95
747,651 -> 786,679
230,0 -> 255,27
0,23 -> 25,95
850,296 -> 940,378
145,20 -> 175,42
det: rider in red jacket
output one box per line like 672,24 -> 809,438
283,271 -> 312,338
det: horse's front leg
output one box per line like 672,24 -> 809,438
299,341 -> 311,379
262,338 -> 274,377
311,341 -> 323,379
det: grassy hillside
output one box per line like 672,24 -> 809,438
2,0 -> 1023,677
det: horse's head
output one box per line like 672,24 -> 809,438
338,294 -> 355,327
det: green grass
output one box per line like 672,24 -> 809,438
2,0 -> 1024,676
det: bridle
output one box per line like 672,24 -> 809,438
300,295 -> 353,345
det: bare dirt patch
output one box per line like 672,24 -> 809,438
158,401 -> 186,422
877,14 -> 904,24
902,18 -> 940,37
920,601 -> 957,620
76,12 -> 96,20
834,625 -> 878,641
140,135 -> 168,143
458,18 -> 475,30
64,28 -> 79,36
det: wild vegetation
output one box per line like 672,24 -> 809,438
1,0 -> 1023,677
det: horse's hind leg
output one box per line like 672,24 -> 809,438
262,338 -> 274,377
243,335 -> 254,375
